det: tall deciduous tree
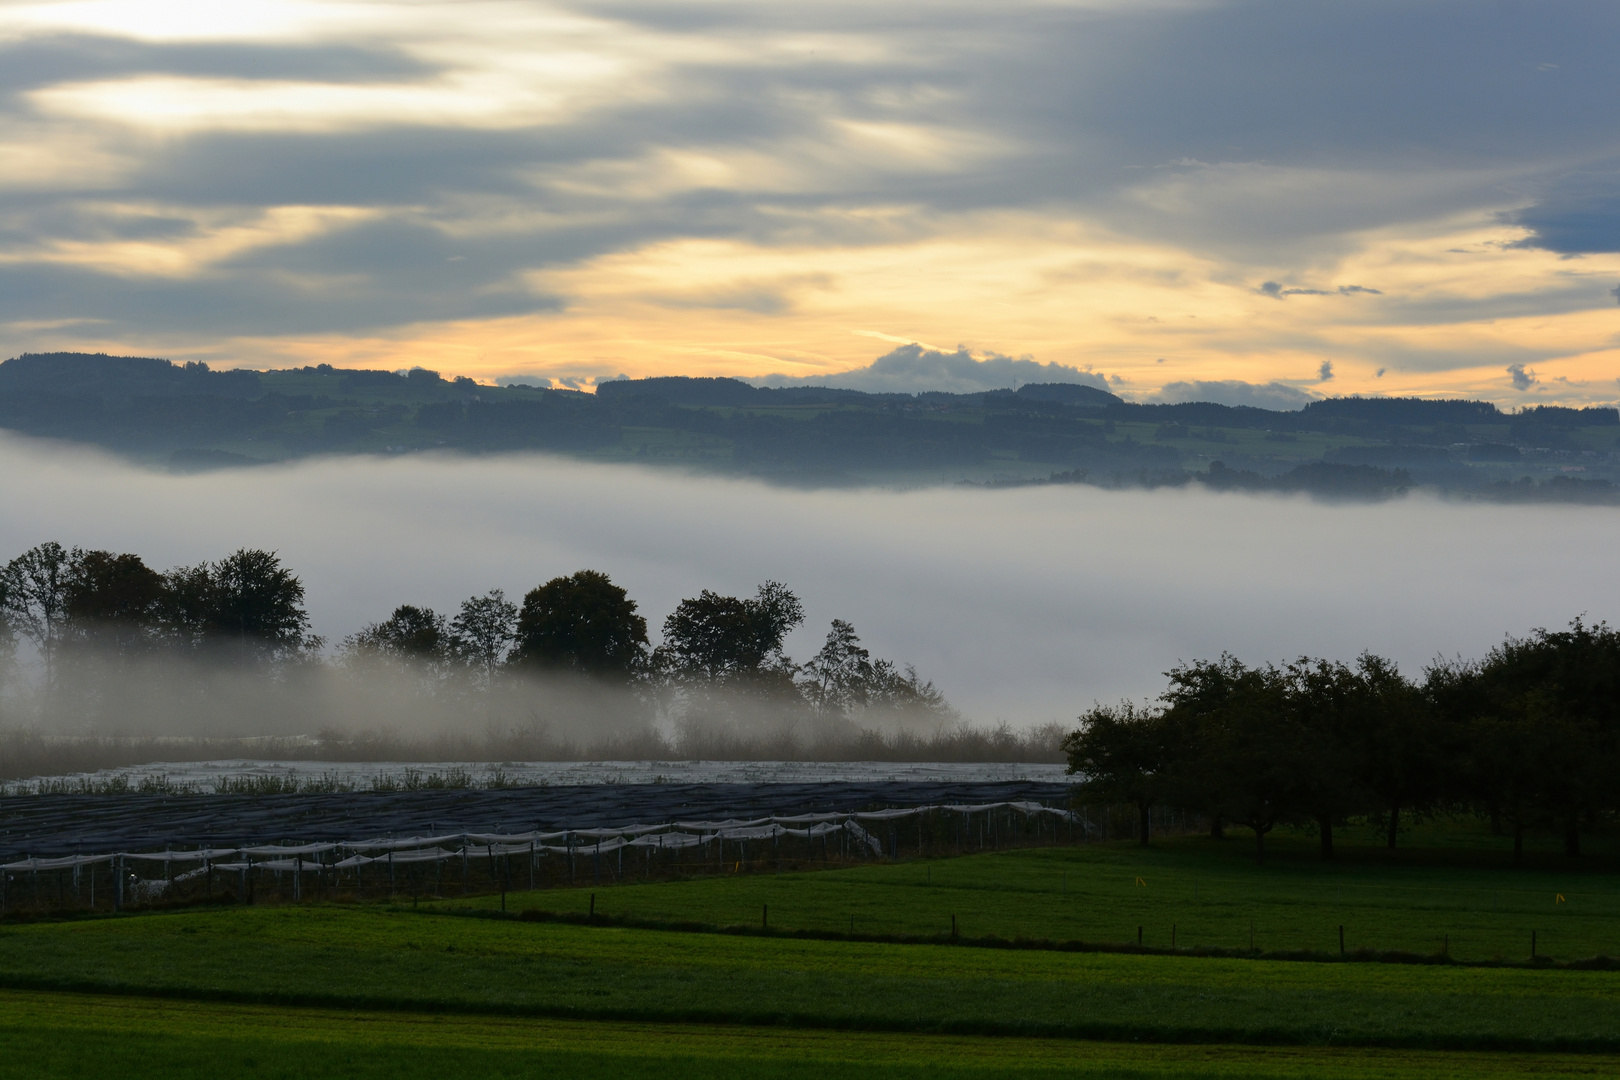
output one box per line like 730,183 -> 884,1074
64,549 -> 166,650
0,577 -> 16,703
448,589 -> 517,683
658,581 -> 805,691
1,542 -> 72,689
803,619 -> 873,713
344,605 -> 450,678
1434,658 -> 1543,863
159,549 -> 314,661
511,570 -> 648,680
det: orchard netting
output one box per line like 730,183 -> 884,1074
1,799 -> 1096,914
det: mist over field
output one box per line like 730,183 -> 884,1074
1,431 -> 1616,732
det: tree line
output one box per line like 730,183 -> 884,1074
1064,621 -> 1620,861
0,542 -> 951,731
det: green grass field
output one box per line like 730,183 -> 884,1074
2,990 -> 1617,1080
9,990 -> 1620,1079
4,899 -> 1620,1048
4,835 -> 1619,1076
444,829 -> 1620,962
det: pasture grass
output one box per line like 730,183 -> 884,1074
3,990 -> 1620,1080
441,829 -> 1620,962
3,903 -> 1620,1049
1,989 -> 1617,1080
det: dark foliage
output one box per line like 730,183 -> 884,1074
511,570 -> 648,680
657,582 -> 805,688
1066,621 -> 1620,862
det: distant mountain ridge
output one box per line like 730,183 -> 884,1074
0,353 -> 1615,503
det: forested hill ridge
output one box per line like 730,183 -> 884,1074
2,352 -> 1618,501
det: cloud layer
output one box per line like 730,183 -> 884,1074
752,344 -> 1113,395
1146,379 -> 1319,411
1,2 -> 1618,404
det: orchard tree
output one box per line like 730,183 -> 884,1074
1469,620 -> 1620,857
1064,700 -> 1174,846
1353,653 -> 1442,850
1286,657 -> 1367,860
1161,656 -> 1308,863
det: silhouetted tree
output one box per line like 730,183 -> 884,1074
1353,653 -> 1441,850
63,549 -> 166,650
1154,653 -> 1242,838
1064,700 -> 1173,845
344,604 -> 450,677
1468,620 -> 1620,857
448,589 -> 517,684
1,542 -> 72,689
1163,656 -> 1307,863
658,581 -> 805,692
803,619 -> 873,713
511,570 -> 648,681
1432,657 -> 1545,863
159,549 -> 314,661
0,578 -> 16,704
1287,657 -> 1368,860
863,660 -> 954,725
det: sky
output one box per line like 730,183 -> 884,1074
3,0 -> 1620,405
2,433 -> 1616,729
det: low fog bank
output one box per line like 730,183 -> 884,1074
0,643 -> 1069,778
0,433 -> 1616,740
0,723 -> 1072,786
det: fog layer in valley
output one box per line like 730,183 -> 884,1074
1,433 -> 1616,735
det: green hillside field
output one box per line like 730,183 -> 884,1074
3,831 -> 1619,1077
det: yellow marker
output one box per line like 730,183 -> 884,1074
1556,893 -> 1566,904
1135,877 -> 1146,886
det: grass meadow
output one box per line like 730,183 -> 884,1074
3,827 -> 1619,1076
5,991 -> 1619,1080
448,823 -> 1620,962
3,990 -> 1619,1080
